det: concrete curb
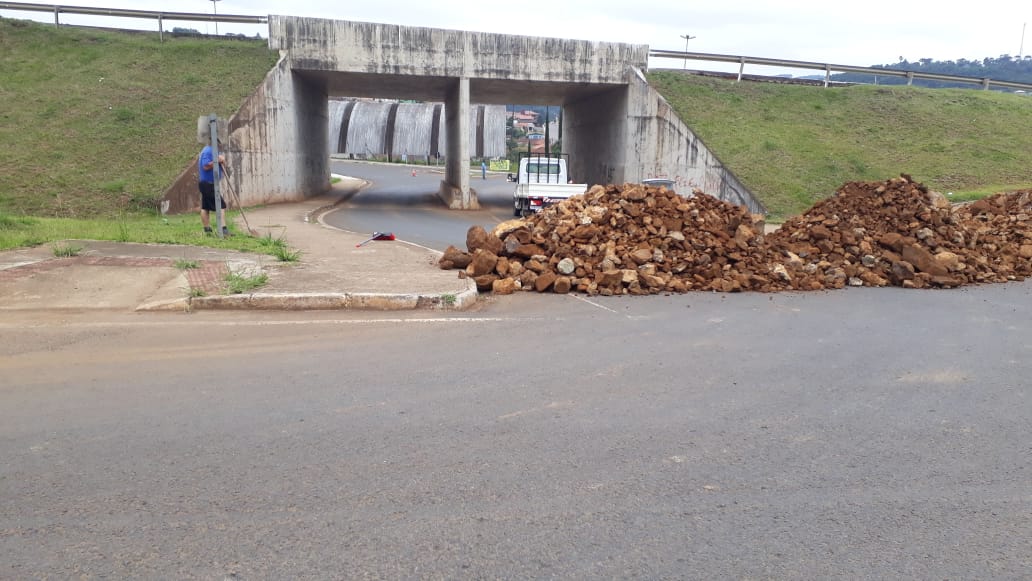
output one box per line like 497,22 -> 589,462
185,287 -> 478,311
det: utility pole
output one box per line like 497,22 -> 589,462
680,34 -> 696,69
1021,22 -> 1027,59
210,0 -> 221,36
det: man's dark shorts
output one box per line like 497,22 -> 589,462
198,181 -> 226,211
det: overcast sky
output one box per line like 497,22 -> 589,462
4,1 -> 1030,74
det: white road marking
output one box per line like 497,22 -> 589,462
566,293 -> 619,313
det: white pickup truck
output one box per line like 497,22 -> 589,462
511,155 -> 588,217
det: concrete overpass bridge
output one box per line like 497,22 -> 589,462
166,16 -> 762,214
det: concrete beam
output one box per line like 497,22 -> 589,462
270,16 -> 648,86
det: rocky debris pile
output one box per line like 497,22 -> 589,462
767,176 -> 1032,288
438,177 -> 1032,294
439,183 -> 790,295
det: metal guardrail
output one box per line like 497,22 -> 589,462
4,2 -> 1028,92
649,49 -> 1032,92
0,1 -> 266,40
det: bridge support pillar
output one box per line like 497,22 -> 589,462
439,77 -> 479,209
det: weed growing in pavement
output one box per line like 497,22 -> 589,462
272,246 -> 301,262
174,259 -> 199,269
188,288 -> 206,298
224,271 -> 268,294
52,243 -> 83,257
441,293 -> 457,306
257,232 -> 288,250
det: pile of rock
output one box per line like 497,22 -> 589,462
438,177 -> 1032,294
439,183 -> 788,295
767,176 -> 1032,288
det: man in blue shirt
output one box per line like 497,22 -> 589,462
198,144 -> 228,236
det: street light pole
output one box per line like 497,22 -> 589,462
680,34 -> 696,69
210,0 -> 221,36
1020,22 -> 1027,59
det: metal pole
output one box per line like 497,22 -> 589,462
1021,22 -> 1027,59
737,56 -> 745,82
210,0 -> 221,35
158,14 -> 163,42
680,34 -> 695,69
53,5 -> 58,25
208,114 -> 224,238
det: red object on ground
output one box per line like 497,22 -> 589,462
356,232 -> 396,247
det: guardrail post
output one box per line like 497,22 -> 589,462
737,56 -> 745,82
824,64 -> 830,88
906,71 -> 914,86
982,78 -> 990,90
158,14 -> 163,42
53,5 -> 58,25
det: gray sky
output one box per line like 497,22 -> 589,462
4,1 -> 1030,74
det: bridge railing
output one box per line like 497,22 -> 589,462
649,49 -> 1032,92
0,1 -> 267,40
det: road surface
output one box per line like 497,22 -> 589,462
2,281 -> 1030,579
326,160 -> 513,251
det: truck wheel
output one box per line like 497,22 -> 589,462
513,204 -> 522,217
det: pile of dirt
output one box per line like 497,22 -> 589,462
767,176 -> 1032,288
438,177 -> 1032,294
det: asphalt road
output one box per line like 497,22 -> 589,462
325,160 -> 514,251
2,282 -> 1030,579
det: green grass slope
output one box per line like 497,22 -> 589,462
648,71 -> 1032,219
0,18 -> 279,218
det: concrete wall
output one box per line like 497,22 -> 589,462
228,55 -> 329,206
622,68 -> 764,214
163,54 -> 330,214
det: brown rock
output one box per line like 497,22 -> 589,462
492,277 -> 518,295
597,269 -> 623,288
553,276 -> 572,294
630,248 -> 653,264
474,274 -> 499,291
496,256 -> 510,277
901,243 -> 949,276
525,259 -> 547,273
440,245 -> 472,269
466,225 -> 489,253
513,244 -> 546,259
470,249 -> 499,277
463,226 -> 503,255
933,251 -> 961,272
890,261 -> 916,282
535,271 -> 558,292
734,224 -> 756,249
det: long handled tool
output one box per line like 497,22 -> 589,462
356,232 -> 395,247
219,163 -> 258,236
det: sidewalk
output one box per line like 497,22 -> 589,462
0,180 -> 478,312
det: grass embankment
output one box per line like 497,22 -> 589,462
0,17 -> 282,251
0,210 -> 291,253
648,71 -> 1032,219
